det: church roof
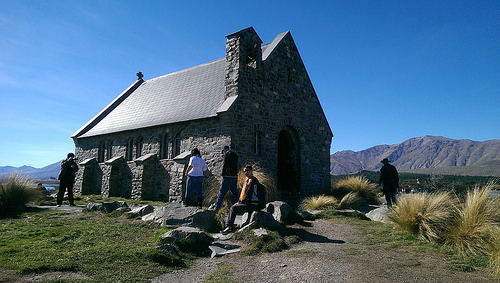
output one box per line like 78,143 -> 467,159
72,31 -> 291,139
73,59 -> 226,138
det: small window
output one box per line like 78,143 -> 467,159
253,131 -> 262,156
136,136 -> 143,158
106,141 -> 113,160
160,133 -> 169,159
174,132 -> 181,157
126,138 -> 134,161
98,142 -> 105,163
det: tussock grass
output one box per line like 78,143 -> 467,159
388,192 -> 458,243
0,175 -> 44,216
299,195 -> 338,210
445,182 -> 500,256
337,191 -> 366,210
204,163 -> 278,208
389,180 -> 500,278
490,231 -> 500,278
332,176 -> 380,205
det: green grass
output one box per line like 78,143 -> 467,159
41,194 -> 171,208
0,209 -> 184,282
203,262 -> 236,283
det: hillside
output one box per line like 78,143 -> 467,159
0,162 -> 60,180
330,136 -> 500,176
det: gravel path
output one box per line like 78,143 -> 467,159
152,218 -> 497,283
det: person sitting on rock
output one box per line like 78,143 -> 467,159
223,165 -> 265,234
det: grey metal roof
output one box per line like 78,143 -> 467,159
73,30 -> 289,139
75,59 -> 226,138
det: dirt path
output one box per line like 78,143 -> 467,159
153,219 -> 497,283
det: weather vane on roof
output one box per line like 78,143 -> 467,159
136,72 -> 144,80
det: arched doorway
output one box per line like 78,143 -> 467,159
277,126 -> 300,194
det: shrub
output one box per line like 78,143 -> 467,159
388,191 -> 458,243
0,175 -> 44,216
299,195 -> 338,210
445,182 -> 500,256
332,176 -> 380,205
337,192 -> 366,210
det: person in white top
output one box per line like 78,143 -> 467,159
184,148 -> 208,208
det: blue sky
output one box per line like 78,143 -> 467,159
1,1 -> 499,168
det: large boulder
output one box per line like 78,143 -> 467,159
365,206 -> 390,223
264,201 -> 298,224
128,205 -> 155,217
241,211 -> 283,231
142,202 -> 217,231
87,201 -> 129,213
161,226 -> 213,256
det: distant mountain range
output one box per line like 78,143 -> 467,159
2,136 -> 500,179
330,136 -> 500,176
0,162 -> 60,180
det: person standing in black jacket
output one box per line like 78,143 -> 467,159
57,153 -> 78,207
378,158 -> 399,207
212,145 -> 239,211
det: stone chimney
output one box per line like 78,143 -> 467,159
224,27 -> 263,99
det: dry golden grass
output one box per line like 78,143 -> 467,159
332,176 -> 380,205
299,195 -> 338,211
489,230 -> 500,278
445,181 -> 500,256
0,175 -> 44,215
202,163 -> 278,208
337,191 -> 366,210
388,191 -> 458,243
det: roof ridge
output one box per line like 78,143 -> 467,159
262,31 -> 290,61
149,58 -> 225,82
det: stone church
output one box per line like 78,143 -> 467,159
71,27 -> 333,203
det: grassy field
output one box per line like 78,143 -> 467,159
1,174 -> 498,281
0,208 -> 184,282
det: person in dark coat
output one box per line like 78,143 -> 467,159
223,165 -> 265,233
212,145 -> 239,211
378,158 -> 399,208
57,153 -> 78,206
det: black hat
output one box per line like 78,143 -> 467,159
380,158 -> 390,164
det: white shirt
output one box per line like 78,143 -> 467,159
187,155 -> 207,177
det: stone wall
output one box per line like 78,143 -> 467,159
73,118 -> 232,201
